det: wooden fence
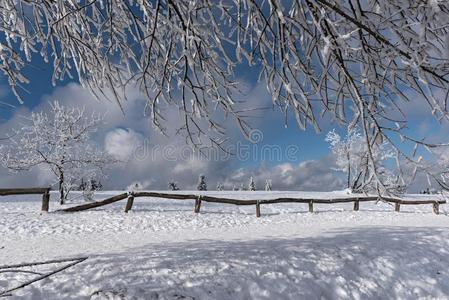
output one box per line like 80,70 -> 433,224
0,188 -> 51,212
57,191 -> 447,216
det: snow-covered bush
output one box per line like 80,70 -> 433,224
79,179 -> 102,202
81,181 -> 95,202
197,175 -> 207,191
127,182 -> 145,191
79,178 -> 102,191
168,182 -> 180,191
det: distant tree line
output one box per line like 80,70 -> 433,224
166,175 -> 273,192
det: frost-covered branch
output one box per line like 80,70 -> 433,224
326,127 -> 404,194
1,1 -> 449,191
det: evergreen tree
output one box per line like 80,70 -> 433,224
265,179 -> 272,191
197,175 -> 207,191
249,177 -> 256,191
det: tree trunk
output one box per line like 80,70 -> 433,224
347,152 -> 351,189
59,172 -> 65,205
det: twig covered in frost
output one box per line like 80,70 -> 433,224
326,127 -> 404,193
0,257 -> 88,297
1,1 -> 449,191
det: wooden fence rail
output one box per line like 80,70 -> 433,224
59,193 -> 129,212
0,188 -> 51,212
56,191 -> 446,216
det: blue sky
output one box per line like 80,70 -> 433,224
0,56 -> 346,191
0,81 -> 329,163
0,46 -> 444,191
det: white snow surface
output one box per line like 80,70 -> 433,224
1,190 -> 449,299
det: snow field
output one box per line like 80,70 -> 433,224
1,191 -> 449,299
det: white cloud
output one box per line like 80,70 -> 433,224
105,128 -> 144,161
172,158 -> 208,175
0,81 -> 348,192
221,156 -> 344,191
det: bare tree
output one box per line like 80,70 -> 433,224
1,1 -> 449,192
0,101 -> 116,204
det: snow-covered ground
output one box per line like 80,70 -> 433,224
1,191 -> 449,299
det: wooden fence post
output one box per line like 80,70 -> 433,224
308,201 -> 313,213
41,189 -> 50,212
125,195 -> 134,213
194,196 -> 202,213
433,202 -> 440,215
256,200 -> 261,217
353,201 -> 359,211
395,202 -> 400,212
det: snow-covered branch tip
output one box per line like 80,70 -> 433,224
1,1 -> 449,191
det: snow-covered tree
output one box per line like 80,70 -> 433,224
326,127 -> 403,193
249,177 -> 256,191
414,148 -> 449,191
0,101 -> 116,204
2,1 -> 449,190
216,183 -> 224,191
127,182 -> 145,191
168,181 -> 179,191
79,178 -> 102,202
197,175 -> 207,191
265,179 -> 272,192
